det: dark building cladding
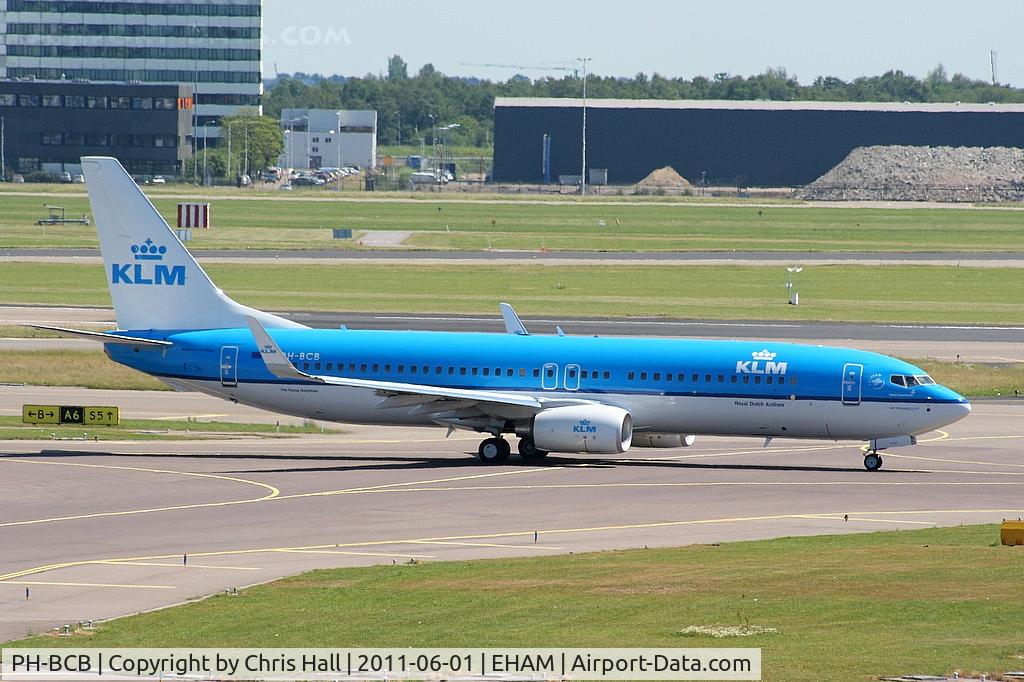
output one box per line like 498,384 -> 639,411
493,98 -> 1024,186
0,80 -> 193,177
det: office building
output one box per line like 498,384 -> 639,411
279,108 -> 377,170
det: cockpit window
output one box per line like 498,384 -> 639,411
891,374 -> 934,388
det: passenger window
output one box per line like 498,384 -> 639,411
372,364 -> 379,372
766,376 -> 772,384
448,366 -> 455,375
303,362 -> 309,370
628,371 -> 635,380
422,365 -> 429,374
436,366 -> 442,374
640,372 -> 648,380
472,367 -> 478,375
507,368 -> 514,376
790,377 -> 797,385
665,372 -> 672,382
653,372 -> 660,381
546,368 -> 554,377
692,373 -> 699,382
483,367 -> 490,376
568,368 -> 577,378
705,374 -> 712,383
533,369 -> 540,378
730,375 -> 737,384
581,370 -> 588,379
326,362 -> 333,371
360,363 -> 367,372
718,374 -> 724,383
603,371 -> 610,380
397,365 -> 404,373
349,363 -> 356,372
520,368 -> 526,377
678,373 -> 685,382
460,367 -> 467,375
754,376 -> 761,384
315,362 -> 321,370
383,364 -> 390,373
743,376 -> 750,384
410,365 -> 418,374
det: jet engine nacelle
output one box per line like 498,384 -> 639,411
631,433 -> 697,448
531,405 -> 633,454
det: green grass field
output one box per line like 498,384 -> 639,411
3,261 -> 1023,324
1,348 -> 1019,397
3,191 -> 1024,251
0,416 -> 337,441
9,525 -> 1023,681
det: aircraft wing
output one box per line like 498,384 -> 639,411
245,316 -> 547,411
26,324 -> 172,347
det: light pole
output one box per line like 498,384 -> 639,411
576,56 -> 592,195
226,122 -> 232,183
394,110 -> 401,145
428,113 -> 436,172
0,116 -> 5,182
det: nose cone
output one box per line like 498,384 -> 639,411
933,386 -> 971,426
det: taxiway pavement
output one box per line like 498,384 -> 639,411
1,387 -> 1022,643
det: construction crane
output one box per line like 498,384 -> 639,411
460,62 -> 579,77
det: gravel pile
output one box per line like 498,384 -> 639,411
797,145 -> 1024,202
637,166 -> 692,188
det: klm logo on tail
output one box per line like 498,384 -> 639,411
111,239 -> 186,286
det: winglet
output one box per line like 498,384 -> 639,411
499,303 -> 529,336
245,316 -> 320,382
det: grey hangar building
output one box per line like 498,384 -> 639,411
491,97 -> 1024,187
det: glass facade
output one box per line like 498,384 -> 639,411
8,1 -> 260,16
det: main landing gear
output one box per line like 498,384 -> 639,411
476,437 -> 549,464
477,437 -> 511,464
863,452 -> 884,472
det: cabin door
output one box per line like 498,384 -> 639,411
841,363 -> 863,405
220,346 -> 239,387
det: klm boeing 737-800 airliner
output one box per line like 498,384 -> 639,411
33,157 -> 972,470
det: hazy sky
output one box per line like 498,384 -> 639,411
263,0 -> 1024,86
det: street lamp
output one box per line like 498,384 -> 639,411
394,110 -> 401,146
576,56 -> 592,195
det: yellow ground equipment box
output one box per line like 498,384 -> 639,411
1001,519 -> 1024,546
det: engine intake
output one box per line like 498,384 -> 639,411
531,405 -> 632,454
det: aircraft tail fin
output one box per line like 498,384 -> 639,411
81,156 -> 304,332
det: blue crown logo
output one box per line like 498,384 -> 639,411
131,239 -> 167,261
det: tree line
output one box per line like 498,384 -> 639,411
263,57 -> 1024,148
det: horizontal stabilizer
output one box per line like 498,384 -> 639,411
27,324 -> 172,347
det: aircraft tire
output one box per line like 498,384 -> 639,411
518,438 -> 549,460
864,453 -> 883,471
478,437 -> 511,464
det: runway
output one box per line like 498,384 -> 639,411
1,384 -> 1023,643
4,247 -> 1024,268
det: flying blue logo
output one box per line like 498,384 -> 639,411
111,239 -> 185,286
573,419 -> 597,434
736,349 -> 787,375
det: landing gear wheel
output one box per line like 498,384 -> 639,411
478,437 -> 511,464
864,452 -> 883,471
518,438 -> 549,461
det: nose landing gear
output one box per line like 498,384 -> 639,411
863,452 -> 883,471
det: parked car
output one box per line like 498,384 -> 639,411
151,175 -> 166,185
73,174 -> 85,183
291,176 -> 320,187
278,183 -> 294,191
60,171 -> 73,183
11,174 -> 25,183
